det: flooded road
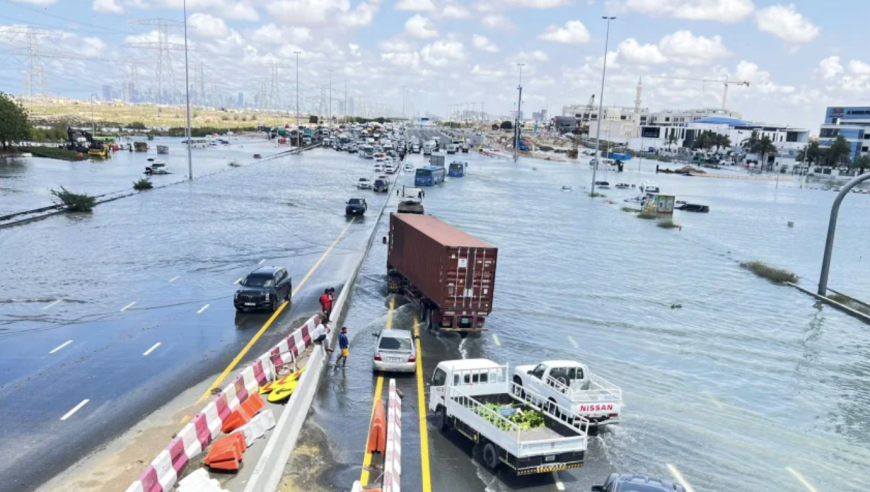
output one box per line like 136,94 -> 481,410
0,136 -> 282,216
297,138 -> 870,492
0,148 -> 391,492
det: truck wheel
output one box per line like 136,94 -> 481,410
512,377 -> 525,399
439,405 -> 450,432
482,442 -> 499,471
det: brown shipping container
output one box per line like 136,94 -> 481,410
388,213 -> 498,326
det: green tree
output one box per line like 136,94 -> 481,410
851,154 -> 870,174
0,92 -> 30,150
797,141 -> 823,166
714,133 -> 731,154
666,132 -> 677,150
500,120 -> 513,130
749,135 -> 777,170
823,135 -> 851,167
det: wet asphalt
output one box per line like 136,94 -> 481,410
0,147 -> 392,492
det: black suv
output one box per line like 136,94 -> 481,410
592,474 -> 686,492
346,198 -> 368,216
234,266 -> 292,312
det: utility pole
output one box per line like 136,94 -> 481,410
294,51 -> 300,145
514,63 -> 524,162
592,16 -> 616,194
90,94 -> 96,134
328,69 -> 334,129
402,85 -> 406,121
183,0 -> 193,180
344,80 -> 348,123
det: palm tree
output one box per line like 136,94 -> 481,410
824,135 -> 852,168
852,154 -> 870,174
666,132 -> 677,151
752,136 -> 777,171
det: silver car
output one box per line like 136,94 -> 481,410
372,329 -> 417,373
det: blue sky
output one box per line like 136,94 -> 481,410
0,0 -> 864,132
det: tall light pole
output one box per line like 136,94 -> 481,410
402,85 -> 406,121
90,93 -> 97,134
328,69 -> 334,130
514,63 -> 524,162
591,16 -> 615,194
294,51 -> 300,146
183,0 -> 193,180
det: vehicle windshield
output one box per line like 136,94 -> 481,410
416,169 -> 432,177
348,199 -> 363,205
379,336 -> 412,351
242,274 -> 274,287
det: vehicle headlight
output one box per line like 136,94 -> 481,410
264,292 -> 270,300
234,292 -> 239,299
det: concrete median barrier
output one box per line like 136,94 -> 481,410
383,379 -> 402,492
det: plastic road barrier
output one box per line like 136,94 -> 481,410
383,379 -> 402,492
366,398 -> 387,455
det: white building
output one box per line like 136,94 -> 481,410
561,77 -> 649,139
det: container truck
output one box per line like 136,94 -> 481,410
429,359 -> 589,475
387,213 -> 497,331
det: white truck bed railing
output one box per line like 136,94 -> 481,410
446,385 -> 588,458
546,373 -> 622,403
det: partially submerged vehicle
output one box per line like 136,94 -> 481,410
345,198 -> 368,216
144,161 -> 169,175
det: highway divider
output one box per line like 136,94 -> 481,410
383,379 -> 402,492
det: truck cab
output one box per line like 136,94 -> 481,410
428,359 -> 504,414
513,360 -> 622,426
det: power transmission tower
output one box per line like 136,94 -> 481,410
126,18 -> 185,103
0,26 -> 63,98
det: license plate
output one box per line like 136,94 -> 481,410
245,303 -> 256,306
390,357 -> 403,362
544,455 -> 556,462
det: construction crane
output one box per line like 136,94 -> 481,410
568,94 -> 595,159
648,75 -> 749,109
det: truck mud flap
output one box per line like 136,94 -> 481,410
517,462 -> 584,476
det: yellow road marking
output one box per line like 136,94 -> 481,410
786,467 -> 819,492
360,296 -> 395,486
180,415 -> 190,424
197,218 -> 356,403
415,317 -> 433,492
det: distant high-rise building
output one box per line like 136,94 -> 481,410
238,92 -> 244,107
102,84 -> 112,101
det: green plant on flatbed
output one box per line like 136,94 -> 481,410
133,178 -> 153,191
472,403 -> 546,431
739,261 -> 798,284
637,211 -> 657,219
657,219 -> 679,229
51,186 -> 96,213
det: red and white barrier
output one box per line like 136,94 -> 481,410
125,312 -> 323,492
382,379 -> 402,492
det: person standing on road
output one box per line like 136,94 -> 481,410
334,327 -> 349,368
320,288 -> 332,321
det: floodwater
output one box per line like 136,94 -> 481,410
0,147 -> 392,492
301,133 -> 870,492
0,135 -> 283,216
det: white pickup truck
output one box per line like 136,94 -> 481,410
429,359 -> 589,476
513,360 -> 622,427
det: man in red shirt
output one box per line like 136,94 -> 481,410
320,288 -> 332,321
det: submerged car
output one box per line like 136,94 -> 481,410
372,329 -> 417,373
346,198 -> 368,216
357,178 -> 373,190
234,266 -> 292,313
592,474 -> 686,492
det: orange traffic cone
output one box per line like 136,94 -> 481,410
366,399 -> 386,455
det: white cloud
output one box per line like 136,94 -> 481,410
658,30 -> 729,65
755,4 -> 818,46
339,1 -> 382,27
421,39 -> 466,67
849,60 -> 870,76
380,36 -> 416,52
734,60 -> 794,94
80,37 -> 108,57
189,13 -> 229,39
495,0 -> 570,7
617,38 -> 667,64
9,0 -> 55,5
265,0 -> 381,27
614,0 -> 754,23
253,24 -> 312,44
538,20 -> 591,44
516,50 -> 549,62
471,64 -> 506,79
482,14 -> 515,30
396,0 -> 434,10
405,15 -> 438,38
442,3 -> 470,18
819,56 -> 843,79
144,0 -> 259,21
472,34 -> 498,52
125,30 -> 186,46
382,51 -> 420,67
93,0 -> 123,13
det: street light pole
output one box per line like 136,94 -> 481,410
294,51 -> 300,146
328,69 -> 333,130
592,16 -> 616,194
90,93 -> 96,134
183,0 -> 193,180
514,63 -> 524,162
402,85 -> 406,121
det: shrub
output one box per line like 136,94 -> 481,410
621,207 -> 641,213
829,294 -> 870,315
51,186 -> 96,213
637,211 -> 658,219
133,178 -> 153,191
657,219 -> 679,229
590,192 -> 605,198
739,261 -> 798,284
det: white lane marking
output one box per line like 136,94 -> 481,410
492,333 -> 501,346
120,301 -> 136,312
42,299 -> 62,310
168,276 -> 180,283
60,399 -> 90,421
234,278 -> 242,285
197,304 -> 210,314
143,342 -> 162,356
666,464 -> 694,492
553,472 -> 565,491
49,340 -> 73,354
258,259 -> 265,264
786,467 -> 819,492
567,335 -> 579,348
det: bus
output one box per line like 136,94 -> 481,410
415,166 -> 445,187
448,161 -> 466,178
